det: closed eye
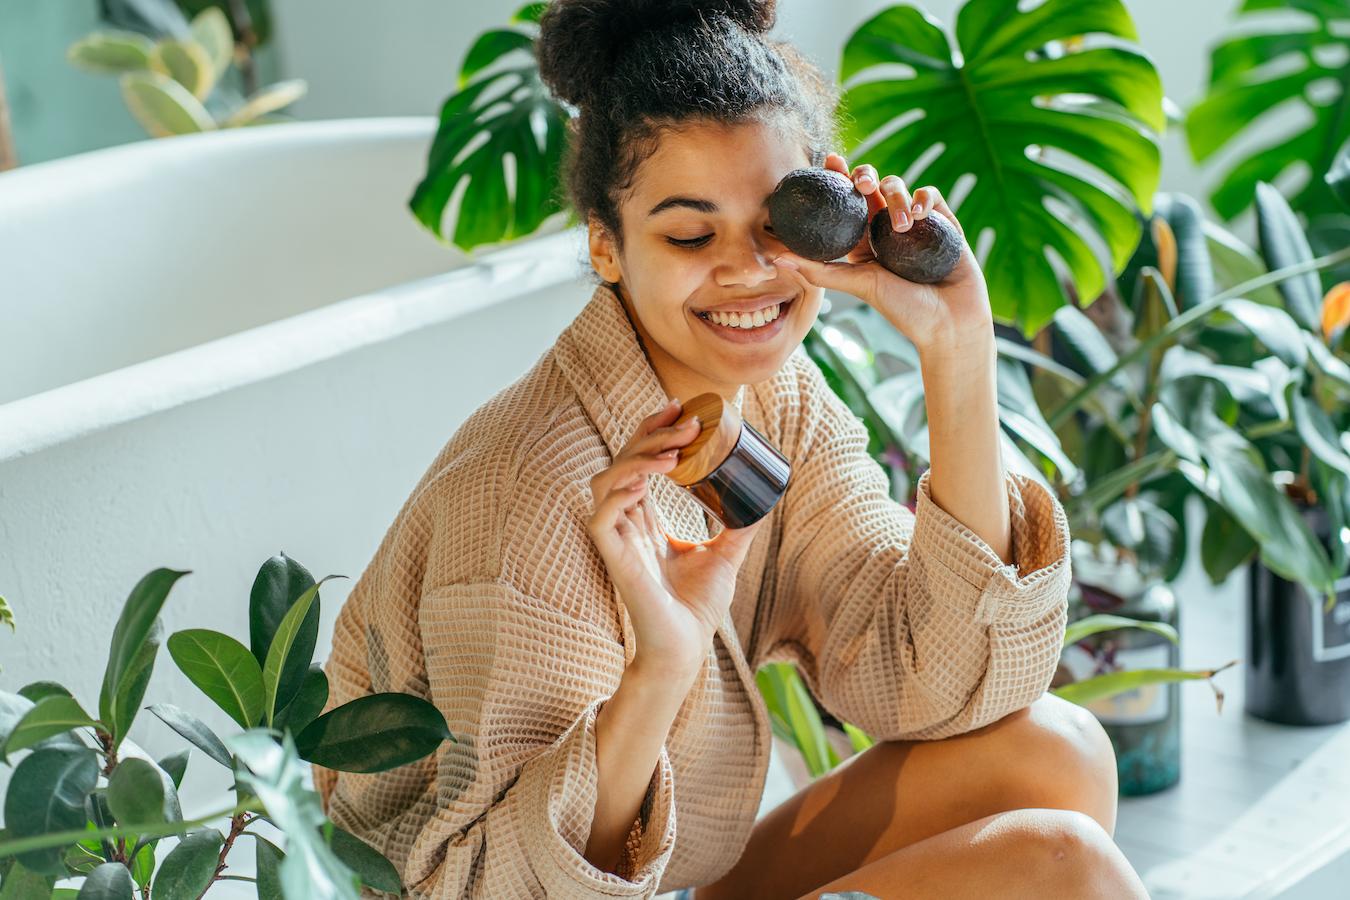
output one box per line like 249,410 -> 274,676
667,234 -> 712,248
667,225 -> 775,249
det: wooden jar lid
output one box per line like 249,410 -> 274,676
668,392 -> 743,486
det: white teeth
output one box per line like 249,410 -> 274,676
706,302 -> 782,328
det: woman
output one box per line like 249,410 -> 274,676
314,1 -> 1149,898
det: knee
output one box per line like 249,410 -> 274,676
1007,809 -> 1147,899
990,693 -> 1119,835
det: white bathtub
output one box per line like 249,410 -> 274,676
0,116 -> 796,893
0,115 -> 593,791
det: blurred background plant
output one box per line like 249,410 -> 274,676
66,0 -> 303,137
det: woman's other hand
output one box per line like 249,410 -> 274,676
587,398 -> 765,678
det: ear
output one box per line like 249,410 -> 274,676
587,214 -> 624,284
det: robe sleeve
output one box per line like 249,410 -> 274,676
318,565 -> 676,898
756,360 -> 1072,741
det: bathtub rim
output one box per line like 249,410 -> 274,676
0,227 -> 588,464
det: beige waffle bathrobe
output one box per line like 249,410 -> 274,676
313,281 -> 1072,898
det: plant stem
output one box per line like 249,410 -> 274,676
197,813 -> 251,900
0,799 -> 260,859
226,0 -> 260,96
1047,245 -> 1350,430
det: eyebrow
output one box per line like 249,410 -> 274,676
647,195 -> 771,218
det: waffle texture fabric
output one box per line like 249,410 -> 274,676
314,282 -> 1073,898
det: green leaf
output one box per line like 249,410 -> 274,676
255,835 -> 284,900
325,826 -> 402,895
224,79 -> 307,127
1329,138 -> 1350,209
167,629 -> 265,728
0,691 -> 35,752
151,829 -> 222,900
458,29 -> 534,88
1063,613 -> 1178,648
174,0 -> 273,47
107,620 -> 163,750
106,758 -> 181,828
188,7 -> 233,80
75,861 -> 134,899
98,568 -> 188,748
1185,5 -> 1349,224
129,840 -> 154,888
839,0 -> 1162,335
1200,499 -> 1259,585
1195,408 -> 1337,591
1254,181 -> 1324,331
409,12 -> 570,252
16,682 -> 71,704
295,693 -> 452,773
157,749 -> 190,789
147,703 -> 232,769
1214,298 -> 1308,368
2,745 -> 99,875
0,595 -> 12,633
119,71 -> 215,137
1100,496 -> 1180,579
147,38 -> 216,100
262,575 -> 343,724
274,664 -> 329,737
2,696 -> 101,760
229,732 -> 359,900
1290,390 -> 1350,479
0,861 -> 51,898
249,554 -> 323,718
1053,667 -> 1215,706
841,721 -> 874,754
1149,402 -> 1202,465
66,31 -> 155,74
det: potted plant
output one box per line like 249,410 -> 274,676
0,554 -> 453,897
67,1 -> 304,137
1182,0 -> 1350,725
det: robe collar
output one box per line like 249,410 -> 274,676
554,281 -> 747,545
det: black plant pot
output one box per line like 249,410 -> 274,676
1245,504 -> 1350,726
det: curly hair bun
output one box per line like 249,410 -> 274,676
537,0 -> 779,108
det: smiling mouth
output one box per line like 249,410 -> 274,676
695,297 -> 794,328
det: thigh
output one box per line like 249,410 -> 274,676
793,808 -> 1147,900
695,693 -> 1117,900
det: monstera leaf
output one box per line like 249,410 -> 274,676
1186,0 -> 1350,225
837,0 -> 1164,336
409,2 -> 569,251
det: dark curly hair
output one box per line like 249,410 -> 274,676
536,0 -> 842,267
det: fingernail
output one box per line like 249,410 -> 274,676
774,255 -> 800,271
688,415 -> 701,428
911,202 -> 923,215
857,174 -> 875,187
668,397 -> 680,408
895,210 -> 908,229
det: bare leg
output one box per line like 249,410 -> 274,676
696,694 -> 1127,900
789,808 -> 1149,900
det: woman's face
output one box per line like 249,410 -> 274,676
588,118 -> 825,400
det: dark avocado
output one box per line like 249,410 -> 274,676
868,208 -> 963,283
767,167 -> 868,261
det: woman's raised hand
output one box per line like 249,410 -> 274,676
772,152 -> 994,357
586,398 -> 765,678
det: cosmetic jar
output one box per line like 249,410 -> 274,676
667,392 -> 792,529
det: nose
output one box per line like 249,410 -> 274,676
716,231 -> 784,289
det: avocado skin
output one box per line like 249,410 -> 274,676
868,208 -> 962,283
767,167 -> 868,261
